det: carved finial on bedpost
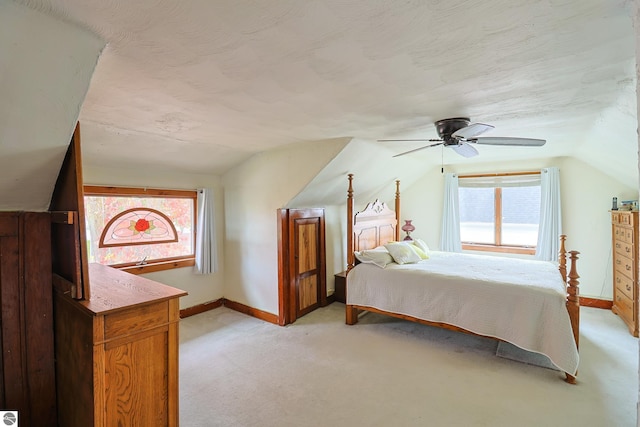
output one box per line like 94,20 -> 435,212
558,235 -> 567,283
395,180 -> 401,242
567,250 -> 580,349
347,174 -> 354,273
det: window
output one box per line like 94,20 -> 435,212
84,186 -> 197,273
458,172 -> 541,254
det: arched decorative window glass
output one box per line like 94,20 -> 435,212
99,207 -> 178,248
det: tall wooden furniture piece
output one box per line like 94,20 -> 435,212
611,210 -> 639,337
51,124 -> 188,426
0,212 -> 57,426
55,264 -> 186,426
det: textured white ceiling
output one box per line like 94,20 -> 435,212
18,0 -> 638,183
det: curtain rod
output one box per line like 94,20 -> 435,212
458,170 -> 541,179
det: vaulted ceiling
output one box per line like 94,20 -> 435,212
16,0 -> 639,186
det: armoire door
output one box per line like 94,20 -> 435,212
277,208 -> 326,325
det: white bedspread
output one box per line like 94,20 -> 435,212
347,251 -> 579,375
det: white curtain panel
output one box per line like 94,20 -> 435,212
535,167 -> 562,261
441,173 -> 462,252
195,188 -> 217,274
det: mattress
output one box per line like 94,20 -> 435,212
346,251 -> 579,374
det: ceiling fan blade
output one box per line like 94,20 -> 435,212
452,123 -> 494,139
471,137 -> 546,146
378,139 -> 442,142
451,142 -> 479,158
392,142 -> 444,158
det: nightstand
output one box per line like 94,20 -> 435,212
334,271 -> 347,303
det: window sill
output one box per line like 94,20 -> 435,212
115,258 -> 195,275
462,244 -> 535,256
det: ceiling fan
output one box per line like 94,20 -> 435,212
380,117 -> 546,158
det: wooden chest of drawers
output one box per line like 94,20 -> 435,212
54,263 -> 187,426
611,210 -> 639,337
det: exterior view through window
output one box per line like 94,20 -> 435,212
458,172 -> 540,254
84,186 -> 196,271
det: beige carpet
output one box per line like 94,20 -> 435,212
180,303 -> 638,427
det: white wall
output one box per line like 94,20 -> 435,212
0,1 -> 104,211
222,139 -> 347,315
398,156 -> 637,299
83,165 -> 225,309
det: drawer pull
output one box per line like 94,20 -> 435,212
626,265 -> 632,271
627,284 -> 632,292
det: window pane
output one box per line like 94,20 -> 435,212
459,187 -> 495,244
501,186 -> 540,246
85,195 -> 194,265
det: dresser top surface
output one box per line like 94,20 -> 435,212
78,263 -> 188,315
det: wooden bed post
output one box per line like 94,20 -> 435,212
559,235 -> 567,283
567,250 -> 580,348
564,249 -> 580,384
347,174 -> 354,274
395,180 -> 401,242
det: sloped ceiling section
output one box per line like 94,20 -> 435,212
0,1 -> 104,211
13,0 -> 638,187
287,139 -> 430,208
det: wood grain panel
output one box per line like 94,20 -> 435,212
54,292 -> 96,427
0,234 -> 25,411
105,330 -> 169,427
298,276 -> 318,310
297,223 -> 317,272
50,123 -> 90,300
104,302 -> 168,340
22,212 -> 56,425
0,213 -> 18,237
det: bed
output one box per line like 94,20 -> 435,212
343,174 -> 580,383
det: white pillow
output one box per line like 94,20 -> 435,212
384,242 -> 422,265
354,248 -> 394,268
412,238 -> 430,255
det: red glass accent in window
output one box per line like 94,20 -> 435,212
99,207 -> 178,248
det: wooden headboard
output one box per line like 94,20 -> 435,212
346,174 -> 400,273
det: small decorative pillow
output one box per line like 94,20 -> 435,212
384,242 -> 422,264
412,238 -> 430,255
409,244 -> 429,260
354,248 -> 394,268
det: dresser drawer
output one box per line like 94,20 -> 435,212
614,225 -> 634,244
615,239 -> 634,260
615,272 -> 635,300
613,212 -> 634,226
614,254 -> 635,279
615,291 -> 636,325
104,301 -> 168,340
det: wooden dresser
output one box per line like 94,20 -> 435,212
54,263 -> 187,426
611,210 -> 639,337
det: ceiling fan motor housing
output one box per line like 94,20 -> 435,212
435,117 -> 470,145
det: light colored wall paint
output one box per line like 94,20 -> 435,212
398,157 -> 636,299
0,1 -> 104,211
223,139 -> 347,315
83,165 -> 225,309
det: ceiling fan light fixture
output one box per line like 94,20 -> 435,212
385,117 -> 546,158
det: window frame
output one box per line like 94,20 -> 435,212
83,185 -> 197,274
458,171 -> 541,255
